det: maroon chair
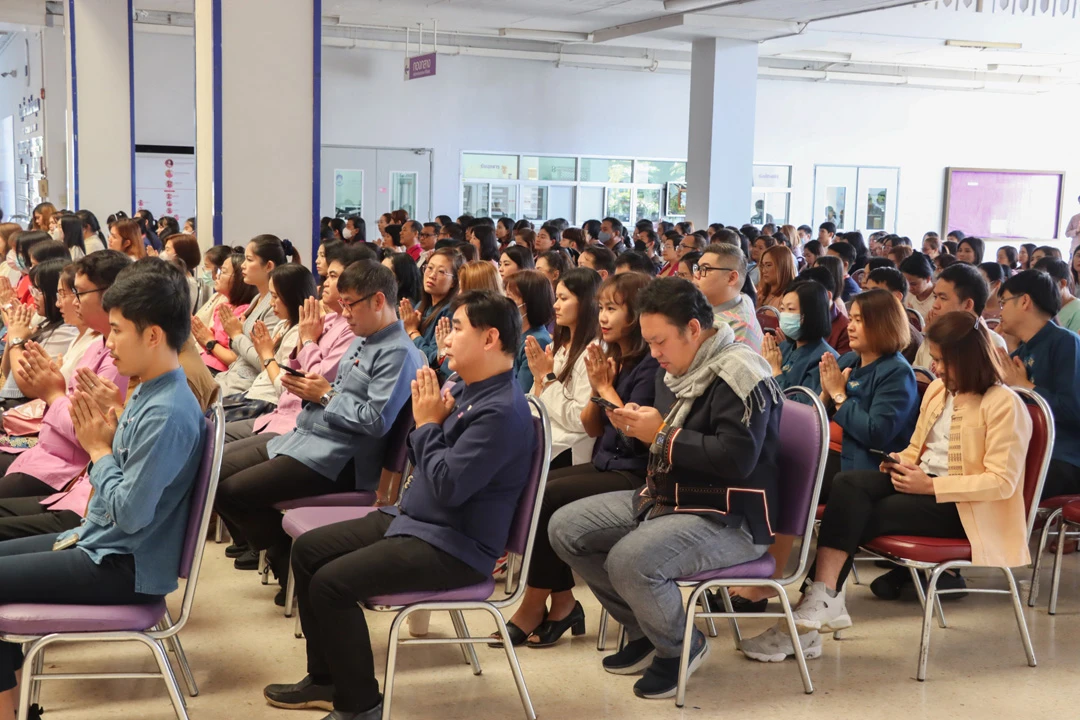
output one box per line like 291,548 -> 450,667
861,387 -> 1053,681
0,403 -> 226,720
1029,493 -> 1080,609
1047,499 -> 1080,614
906,306 -> 925,332
757,305 -> 780,333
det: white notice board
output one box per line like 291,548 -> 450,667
135,151 -> 195,222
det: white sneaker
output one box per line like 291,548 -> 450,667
793,581 -> 852,633
740,625 -> 823,663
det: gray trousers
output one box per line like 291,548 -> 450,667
224,418 -> 257,443
549,490 -> 767,658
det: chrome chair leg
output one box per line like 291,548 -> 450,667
718,589 -> 743,649
617,624 -> 627,651
916,565 -> 948,681
451,610 -> 482,674
163,609 -> 199,697
214,513 -> 225,543
596,607 -> 609,651
698,591 -> 718,638
1002,566 -> 1037,667
294,610 -> 304,639
776,586 -> 813,694
284,567 -> 297,617
143,636 -> 190,720
1029,509 -> 1058,607
259,550 -> 269,585
29,648 -> 43,707
850,560 -> 861,585
380,611 -> 407,720
1049,519 -> 1070,615
485,606 -> 537,720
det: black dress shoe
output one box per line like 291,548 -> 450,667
225,542 -> 249,559
274,587 -> 286,607
488,616 -> 540,649
602,636 -> 656,675
870,566 -> 912,600
264,675 -> 334,711
708,591 -> 768,613
527,601 -> 586,648
319,703 -> 383,720
234,550 -> 260,571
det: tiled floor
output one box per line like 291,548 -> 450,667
29,546 -> 1080,719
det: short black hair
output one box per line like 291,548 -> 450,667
899,252 -> 934,280
979,261 -> 1010,285
797,224 -> 813,235
449,290 -> 522,356
1034,257 -> 1070,286
269,264 -> 318,325
602,217 -> 624,236
614,250 -> 657,276
712,227 -> 740,246
814,256 -> 846,300
30,240 -> 70,265
958,236 -> 985,264
867,257 -> 896,272
582,219 -> 601,240
803,240 -> 823,258
867,267 -> 908,298
784,280 -> 832,344
798,265 -> 840,300
441,222 -> 465,242
326,241 -> 377,268
102,257 -> 190,351
337,259 -> 397,306
828,241 -> 856,267
635,277 -> 713,331
938,262 -> 990,315
580,246 -> 616,276
1001,269 -> 1061,317
819,221 -> 836,235
75,249 -> 132,288
947,229 -> 966,241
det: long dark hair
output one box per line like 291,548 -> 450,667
387,252 -> 422,305
268,264 -> 318,326
418,248 -> 464,333
76,209 -> 106,247
554,267 -> 601,384
58,213 -> 86,255
29,259 -> 66,332
223,252 -> 257,307
598,272 -> 650,374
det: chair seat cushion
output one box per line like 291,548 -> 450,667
1040,494 -> 1080,511
0,600 -> 166,635
863,535 -> 972,564
283,506 -> 381,538
678,552 -> 776,583
1060,501 -> 1080,525
815,504 -> 825,521
366,578 -> 497,608
274,491 -> 376,511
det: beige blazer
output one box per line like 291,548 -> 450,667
898,379 -> 1032,567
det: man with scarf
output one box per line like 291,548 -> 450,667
550,277 -> 784,700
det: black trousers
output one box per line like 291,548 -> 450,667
0,534 -> 159,692
214,433 -> 348,579
1041,459 -> 1080,500
0,496 -> 81,541
820,449 -> 842,504
815,470 -> 965,586
0,453 -> 18,478
293,510 -> 485,713
527,463 -> 644,592
0,472 -> 53,500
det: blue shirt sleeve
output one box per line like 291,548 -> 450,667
413,306 -> 451,365
1032,333 -> 1080,427
833,360 -> 917,450
410,405 -> 514,508
324,344 -> 419,438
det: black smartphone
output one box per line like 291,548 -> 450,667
870,449 -> 898,465
590,396 -> 619,411
763,327 -> 778,337
279,365 -> 305,377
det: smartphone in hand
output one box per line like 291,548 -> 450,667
279,365 -> 305,377
870,449 -> 899,466
590,396 -> 619,411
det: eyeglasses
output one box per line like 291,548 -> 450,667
72,286 -> 106,303
678,243 -> 698,251
999,294 -> 1023,310
30,286 -> 42,298
339,293 -> 374,313
424,266 -> 453,279
692,265 -> 737,278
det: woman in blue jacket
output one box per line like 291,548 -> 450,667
816,288 -> 919,499
401,247 -> 463,365
504,269 -> 554,391
763,280 -> 840,394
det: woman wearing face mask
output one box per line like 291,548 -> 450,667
194,245 -> 238,326
342,215 -> 365,243
495,272 -> 656,648
10,231 -> 50,306
504,270 -> 554,391
52,213 -> 87,260
0,224 -> 21,286
763,280 -> 840,392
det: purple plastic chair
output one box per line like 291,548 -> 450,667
0,403 -> 226,720
672,386 -> 829,707
259,403 -> 415,588
360,396 -> 551,720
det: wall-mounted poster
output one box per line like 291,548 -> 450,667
867,188 -> 887,230
944,167 -> 1064,240
825,186 -> 846,228
666,182 -> 687,216
135,150 -> 195,221
333,169 -> 363,218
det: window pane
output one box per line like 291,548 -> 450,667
766,191 -> 790,225
462,153 -> 518,180
578,186 -> 604,224
605,187 -> 632,223
666,183 -> 687,216
635,160 -> 686,185
390,172 -> 417,219
490,185 -> 516,219
548,186 -> 575,221
581,158 -> 632,184
521,156 -> 577,182
462,183 -> 490,217
522,186 -> 548,221
636,189 -> 661,223
752,165 -> 791,189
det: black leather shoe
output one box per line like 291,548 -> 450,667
527,601 -> 586,648
870,566 -> 912,600
234,550 -> 260,571
488,616 -> 541,649
602,636 -> 656,675
264,675 -> 334,711
633,631 -> 709,700
225,543 -> 249,559
708,590 -> 768,613
274,588 -> 287,607
319,703 -> 383,720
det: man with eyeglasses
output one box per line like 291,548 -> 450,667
214,261 -> 424,601
691,243 -> 763,352
996,269 -> 1080,500
0,250 -> 132,491
676,233 -> 703,261
417,222 -> 440,269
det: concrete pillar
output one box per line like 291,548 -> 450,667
64,0 -> 134,214
685,38 -> 758,231
194,0 -> 320,255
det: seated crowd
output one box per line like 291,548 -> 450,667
0,204 -> 1077,720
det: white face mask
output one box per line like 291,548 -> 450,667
343,228 -> 355,240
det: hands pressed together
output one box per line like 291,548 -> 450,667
411,367 -> 454,427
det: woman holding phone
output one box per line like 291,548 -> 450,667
740,311 -> 1033,661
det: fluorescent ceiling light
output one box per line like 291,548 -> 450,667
988,63 -> 1061,75
945,39 -> 1022,50
663,0 -> 749,11
499,28 -> 592,42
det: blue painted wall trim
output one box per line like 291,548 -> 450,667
212,0 -> 223,246
311,0 -> 322,264
127,0 -> 136,213
68,0 -> 79,209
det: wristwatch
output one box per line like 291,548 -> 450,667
832,393 -> 847,406
544,372 -> 557,384
7,336 -> 26,350
263,357 -> 277,368
205,339 -> 218,352
319,389 -> 337,407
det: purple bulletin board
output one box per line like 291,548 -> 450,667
944,168 -> 1065,240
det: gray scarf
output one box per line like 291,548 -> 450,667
650,323 -> 781,456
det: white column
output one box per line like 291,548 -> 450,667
65,0 -> 133,214
685,38 -> 758,231
194,0 -> 319,256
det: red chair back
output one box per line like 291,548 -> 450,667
913,367 -> 936,402
757,306 -> 780,332
1015,388 -> 1055,535
906,307 -> 925,332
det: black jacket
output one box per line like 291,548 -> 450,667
635,375 -> 782,545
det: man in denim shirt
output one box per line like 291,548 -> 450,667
263,291 -> 534,720
0,258 -> 205,719
216,261 -> 423,592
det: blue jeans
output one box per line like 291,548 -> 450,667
549,490 -> 767,658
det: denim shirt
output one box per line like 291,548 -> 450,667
1012,320 -> 1080,467
777,338 -> 839,394
268,320 -> 424,488
413,304 -> 453,366
830,351 -> 918,472
514,325 -> 551,392
54,367 -> 205,597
